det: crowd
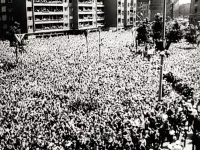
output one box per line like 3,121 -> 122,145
0,29 -> 200,150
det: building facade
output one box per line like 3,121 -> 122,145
137,0 -> 150,21
0,0 -> 137,38
149,0 -> 179,21
104,0 -> 136,29
189,0 -> 200,26
179,3 -> 190,19
72,0 -> 105,30
12,0 -> 70,38
0,0 -> 14,38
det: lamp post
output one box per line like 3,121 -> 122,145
158,0 -> 166,101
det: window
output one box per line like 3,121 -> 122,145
195,7 -> 198,13
28,26 -> 33,30
3,24 -> 7,29
69,0 -> 72,3
27,7 -> 32,11
1,0 -> 5,3
1,6 -> 6,12
2,15 -> 6,21
8,8 -> 13,12
8,0 -> 12,3
28,16 -> 32,20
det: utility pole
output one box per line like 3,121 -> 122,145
158,0 -> 166,101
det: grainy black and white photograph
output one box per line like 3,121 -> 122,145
0,0 -> 200,149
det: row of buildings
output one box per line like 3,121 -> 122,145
0,0 -> 194,39
0,0 -> 137,38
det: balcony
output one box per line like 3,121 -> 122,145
78,0 -> 93,6
34,3 -> 63,6
34,11 -> 63,15
97,9 -> 104,14
79,19 -> 93,22
78,8 -> 93,14
35,19 -> 64,24
79,25 -> 96,30
34,0 -> 63,4
97,2 -> 104,7
35,25 -> 65,33
79,11 -> 93,14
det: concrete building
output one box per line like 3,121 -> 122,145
72,0 -> 105,30
12,0 -> 70,38
137,0 -> 150,21
0,0 -> 14,38
104,0 -> 136,29
173,0 -> 180,19
0,0 -> 137,38
189,0 -> 200,26
124,0 -> 137,26
179,3 -> 190,19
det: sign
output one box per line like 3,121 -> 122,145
15,34 -> 25,43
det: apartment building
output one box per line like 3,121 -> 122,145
137,0 -> 150,21
189,0 -> 200,26
124,0 -> 137,26
0,0 -> 14,38
0,0 -> 138,38
12,0 -> 70,38
104,0 -> 136,29
72,0 -> 104,30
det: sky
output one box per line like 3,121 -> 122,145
179,0 -> 191,4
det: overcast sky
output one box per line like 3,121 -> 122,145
179,0 -> 191,4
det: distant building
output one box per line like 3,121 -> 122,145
150,0 -> 180,21
0,0 -> 14,38
179,3 -> 190,19
173,0 -> 180,19
104,0 -> 136,29
137,0 -> 150,21
189,0 -> 200,26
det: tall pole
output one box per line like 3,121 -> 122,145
158,0 -> 166,101
98,27 -> 101,62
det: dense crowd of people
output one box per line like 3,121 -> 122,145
0,26 -> 200,150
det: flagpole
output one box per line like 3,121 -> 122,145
158,0 -> 166,101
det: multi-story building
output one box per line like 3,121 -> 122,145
72,0 -> 105,30
12,0 -> 70,38
124,0 -> 137,26
137,0 -> 150,21
0,0 -> 14,38
150,0 -> 179,21
179,3 -> 190,19
189,0 -> 200,26
0,0 -> 137,38
104,0 -> 136,29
